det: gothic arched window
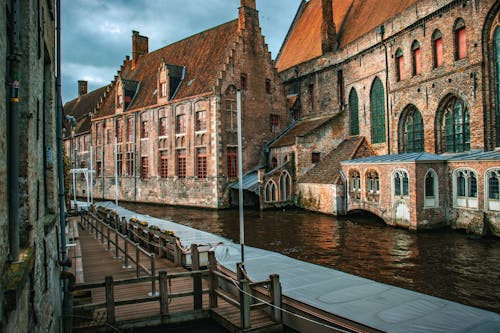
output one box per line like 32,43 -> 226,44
436,96 -> 470,153
399,105 -> 424,153
370,78 -> 386,144
349,88 -> 359,136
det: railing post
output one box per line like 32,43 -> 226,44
105,276 -> 115,324
123,239 -> 131,269
113,229 -> 121,259
240,279 -> 251,330
208,251 -> 218,308
159,271 -> 169,323
270,274 -> 282,323
95,216 -> 99,239
148,253 -> 158,296
121,216 -> 126,235
174,239 -> 180,266
191,244 -> 202,310
136,244 -> 140,278
106,225 -> 111,251
100,221 -> 104,243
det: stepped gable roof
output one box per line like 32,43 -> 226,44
276,0 -> 418,72
63,85 -> 109,135
269,115 -> 335,148
94,20 -> 238,119
298,136 -> 366,184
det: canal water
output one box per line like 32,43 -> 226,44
122,203 -> 500,314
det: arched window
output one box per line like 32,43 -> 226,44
486,169 -> 500,211
393,169 -> 409,198
370,78 -> 386,144
411,40 -> 421,76
349,170 -> 361,200
454,18 -> 467,60
495,27 -> 500,146
349,88 -> 359,136
366,170 -> 380,203
264,180 -> 277,203
432,30 -> 444,68
399,105 -> 424,153
271,157 -> 278,169
453,169 -> 478,208
395,48 -> 405,81
279,171 -> 292,201
436,95 -> 470,153
424,169 -> 439,208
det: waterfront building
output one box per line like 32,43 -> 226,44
1,0 -> 65,331
272,0 -> 500,236
65,0 -> 287,208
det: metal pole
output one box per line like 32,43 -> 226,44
90,144 -> 93,204
114,136 -> 118,207
237,90 -> 244,264
7,0 -> 20,263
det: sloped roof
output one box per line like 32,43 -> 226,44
269,115 -> 335,148
63,85 -> 109,135
95,20 -> 238,119
230,171 -> 260,194
447,150 -> 500,161
276,0 -> 418,72
299,136 -> 366,184
342,152 -> 449,164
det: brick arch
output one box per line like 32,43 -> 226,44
346,204 -> 388,224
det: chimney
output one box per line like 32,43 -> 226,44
240,0 -> 256,9
321,0 -> 337,54
238,0 -> 258,32
132,30 -> 148,68
78,80 -> 88,96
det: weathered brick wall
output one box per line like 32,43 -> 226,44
0,0 -> 7,315
296,183 -> 336,214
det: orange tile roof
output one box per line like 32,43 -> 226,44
64,85 -> 109,134
269,115 -> 335,148
94,20 -> 238,119
276,0 -> 418,72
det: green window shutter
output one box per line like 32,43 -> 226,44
349,89 -> 359,135
370,78 -> 386,143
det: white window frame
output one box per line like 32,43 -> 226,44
452,168 -> 478,209
392,168 -> 410,201
484,168 -> 500,211
424,169 -> 439,208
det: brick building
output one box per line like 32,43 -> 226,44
1,0 -> 65,332
273,0 -> 500,236
67,0 -> 287,208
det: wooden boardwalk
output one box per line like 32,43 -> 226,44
70,213 -> 282,333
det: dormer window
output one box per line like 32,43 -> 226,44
158,59 -> 170,102
161,82 -> 168,98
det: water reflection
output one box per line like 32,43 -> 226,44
122,203 -> 500,313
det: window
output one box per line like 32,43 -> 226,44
308,83 -> 314,113
311,152 -> 320,163
116,152 -> 123,176
226,100 -> 237,130
96,161 -> 102,177
399,105 -> 424,153
141,156 -> 149,179
161,82 -> 168,98
116,119 -> 123,143
486,169 -> 500,211
96,123 -> 103,145
453,169 -> 478,208
370,77 -> 386,144
176,149 -> 186,178
159,150 -> 168,178
227,147 -> 237,178
272,157 -> 278,169
265,79 -> 271,94
270,114 -> 280,133
337,70 -> 345,106
366,170 -> 380,202
126,152 -> 134,176
107,129 -> 112,144
424,169 -> 439,208
195,111 -> 206,131
411,40 -> 421,76
279,171 -> 292,201
425,172 -> 435,197
437,95 -> 470,153
454,18 -> 467,60
393,170 -> 409,197
141,120 -> 148,138
432,30 -> 444,68
349,170 -> 361,200
240,74 -> 247,90
126,118 -> 133,142
395,48 -> 405,81
196,147 -> 207,179
349,88 -> 359,136
495,28 -> 500,146
264,180 -> 277,203
159,117 -> 167,136
176,114 -> 186,134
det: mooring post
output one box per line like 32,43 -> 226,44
159,271 -> 169,323
105,276 -> 115,324
240,279 -> 251,330
208,251 -> 218,308
121,216 -> 126,235
191,244 -> 202,310
270,274 -> 282,323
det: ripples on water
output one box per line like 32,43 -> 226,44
122,203 -> 500,313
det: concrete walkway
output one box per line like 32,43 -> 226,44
96,202 -> 500,333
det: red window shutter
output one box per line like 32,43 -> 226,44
414,48 -> 421,75
457,28 -> 466,59
435,38 -> 444,67
398,55 -> 405,81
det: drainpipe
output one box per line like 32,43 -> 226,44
381,26 -> 391,154
56,0 -> 67,262
7,0 -> 20,263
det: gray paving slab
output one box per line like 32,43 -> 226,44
96,202 -> 500,333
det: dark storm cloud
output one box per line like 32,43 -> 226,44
62,0 -> 300,103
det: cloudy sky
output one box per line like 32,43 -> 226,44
61,0 -> 302,103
